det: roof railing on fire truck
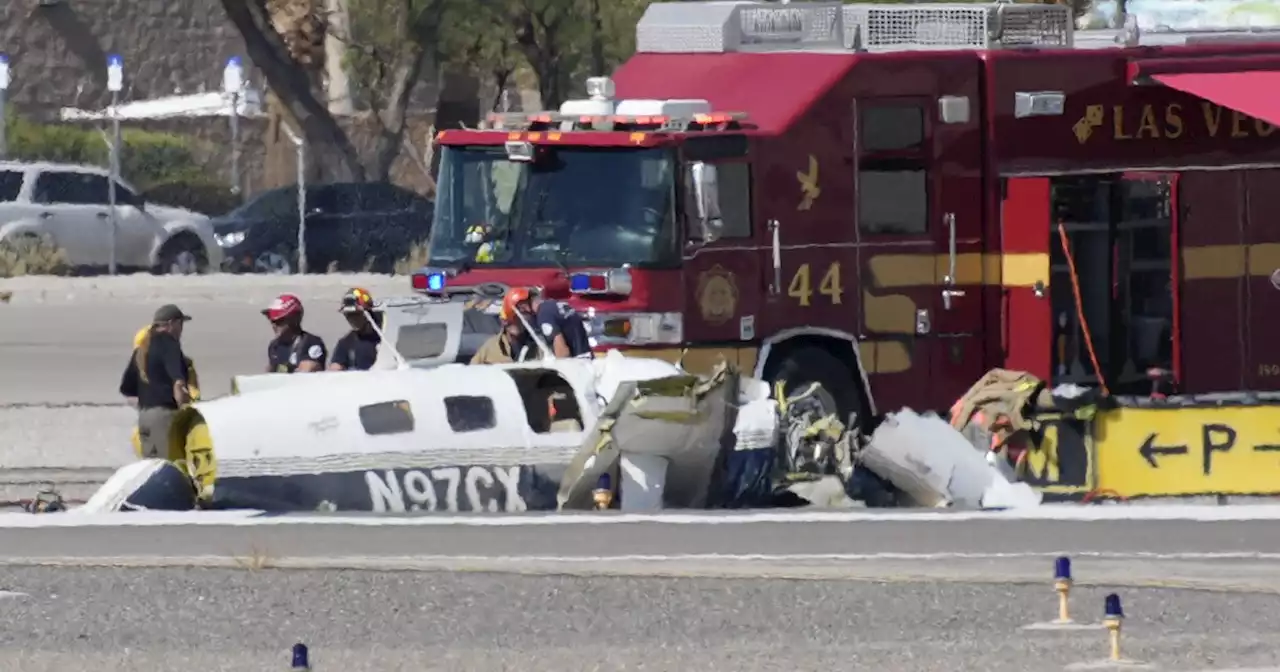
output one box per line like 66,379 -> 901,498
480,75 -> 752,133
635,1 -> 1074,54
482,110 -> 750,133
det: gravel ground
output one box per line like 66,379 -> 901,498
0,568 -> 1277,671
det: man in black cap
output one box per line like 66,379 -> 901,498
119,304 -> 193,459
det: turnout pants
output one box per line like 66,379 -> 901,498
136,407 -> 177,460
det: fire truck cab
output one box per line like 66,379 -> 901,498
413,0 -> 1280,428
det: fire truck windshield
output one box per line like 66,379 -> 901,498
428,145 -> 677,269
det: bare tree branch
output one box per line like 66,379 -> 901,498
220,0 -> 367,181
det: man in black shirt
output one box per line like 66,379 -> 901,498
263,293 -> 327,373
329,287 -> 382,371
119,304 -> 193,459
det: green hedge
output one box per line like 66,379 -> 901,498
2,109 -> 234,214
4,112 -> 208,188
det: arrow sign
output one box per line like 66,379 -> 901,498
1139,433 -> 1188,468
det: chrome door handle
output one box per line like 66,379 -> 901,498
941,212 -> 965,310
39,212 -> 53,219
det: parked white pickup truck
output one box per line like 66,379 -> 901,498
0,161 -> 222,273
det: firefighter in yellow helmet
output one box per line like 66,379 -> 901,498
329,287 -> 383,371
125,323 -> 201,459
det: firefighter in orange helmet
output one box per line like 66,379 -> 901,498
470,289 -> 533,364
502,286 -> 593,359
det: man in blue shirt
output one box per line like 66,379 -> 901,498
505,287 -> 593,359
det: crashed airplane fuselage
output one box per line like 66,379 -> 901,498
137,351 -> 782,513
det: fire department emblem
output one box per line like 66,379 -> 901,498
1271,269 -> 1280,291
697,265 -> 738,326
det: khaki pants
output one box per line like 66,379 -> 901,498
137,407 -> 177,460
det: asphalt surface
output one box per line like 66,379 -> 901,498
2,565 -> 1279,671
4,515 -> 1280,592
0,298 -> 374,405
3,516 -> 1280,560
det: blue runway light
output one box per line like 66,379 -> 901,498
1054,556 -> 1072,581
291,643 -> 310,670
426,272 -> 445,292
1104,593 -> 1124,619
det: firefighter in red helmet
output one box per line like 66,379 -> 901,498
262,293 -> 328,373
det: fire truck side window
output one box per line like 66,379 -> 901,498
857,102 -> 928,235
712,163 -> 751,238
860,104 -> 925,152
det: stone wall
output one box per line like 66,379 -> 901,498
1,0 -> 247,118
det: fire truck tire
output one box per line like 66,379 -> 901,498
767,346 -> 864,427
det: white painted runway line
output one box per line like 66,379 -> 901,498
4,551 -> 1280,567
9,503 -> 1280,528
0,590 -> 28,599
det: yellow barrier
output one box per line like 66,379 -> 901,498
1093,405 -> 1280,498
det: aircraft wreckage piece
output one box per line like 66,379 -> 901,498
859,409 -> 1041,509
92,352 -> 781,513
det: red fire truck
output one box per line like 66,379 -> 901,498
411,0 -> 1280,428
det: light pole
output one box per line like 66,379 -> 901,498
106,53 -> 123,276
0,52 -> 9,159
281,124 -> 307,274
222,56 -> 243,202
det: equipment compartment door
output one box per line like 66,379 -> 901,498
1000,177 -> 1053,380
1244,169 -> 1280,390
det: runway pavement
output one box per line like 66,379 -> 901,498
3,515 -> 1280,671
4,514 -> 1280,591
0,274 -> 406,405
0,275 -> 406,493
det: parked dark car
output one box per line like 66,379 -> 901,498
213,182 -> 433,274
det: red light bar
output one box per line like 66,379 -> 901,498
410,273 -> 427,291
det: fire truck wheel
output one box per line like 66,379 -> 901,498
768,346 -> 863,430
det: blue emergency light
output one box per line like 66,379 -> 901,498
291,643 -> 310,670
1054,556 -> 1072,582
1104,593 -> 1124,619
569,268 -> 632,296
427,271 -> 446,292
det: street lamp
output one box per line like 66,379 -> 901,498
106,53 -> 123,276
223,56 -> 244,201
0,52 -> 10,159
281,124 -> 307,274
